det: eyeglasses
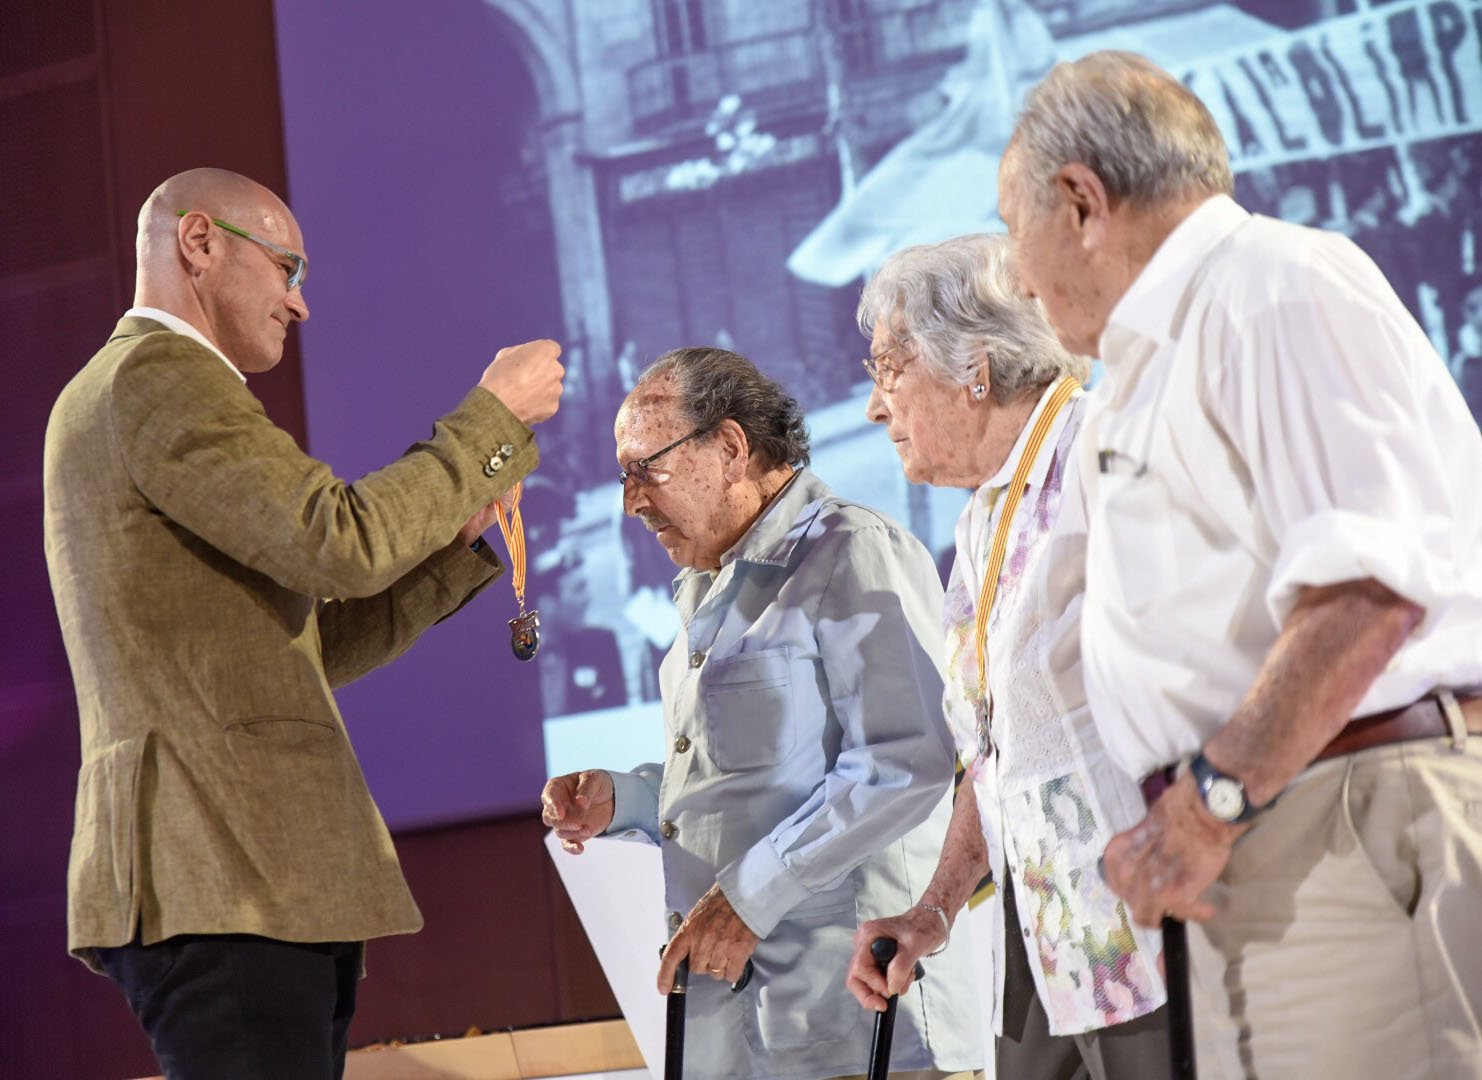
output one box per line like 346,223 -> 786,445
177,211 -> 307,290
861,343 -> 909,390
619,426 -> 712,487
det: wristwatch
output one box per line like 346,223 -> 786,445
1188,752 -> 1266,824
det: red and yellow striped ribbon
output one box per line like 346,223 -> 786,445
493,482 -> 527,605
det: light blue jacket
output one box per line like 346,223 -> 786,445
607,469 -> 982,1079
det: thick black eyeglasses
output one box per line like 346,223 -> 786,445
619,426 -> 711,486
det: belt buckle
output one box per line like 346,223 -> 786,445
1438,689 -> 1469,750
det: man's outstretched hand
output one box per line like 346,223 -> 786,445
479,339 -> 565,425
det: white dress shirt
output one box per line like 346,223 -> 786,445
1080,194 -> 1482,780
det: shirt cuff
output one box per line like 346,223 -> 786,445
1267,509 -> 1449,627
467,535 -> 502,569
604,770 -> 659,844
715,839 -> 811,939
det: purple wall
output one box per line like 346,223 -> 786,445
275,0 -> 560,827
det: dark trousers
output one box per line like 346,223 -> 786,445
997,877 -> 1172,1080
96,933 -> 362,1080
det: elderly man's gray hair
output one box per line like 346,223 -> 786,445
857,233 -> 1088,402
637,347 -> 811,469
1009,50 -> 1233,209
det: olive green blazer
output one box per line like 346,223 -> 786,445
43,317 -> 536,969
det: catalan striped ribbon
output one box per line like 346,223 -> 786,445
974,375 -> 1081,698
493,482 -> 528,607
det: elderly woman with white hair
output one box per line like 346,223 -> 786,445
844,233 -> 1169,1080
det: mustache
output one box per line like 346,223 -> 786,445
637,512 -> 671,533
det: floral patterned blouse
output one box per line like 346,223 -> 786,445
943,384 -> 1165,1036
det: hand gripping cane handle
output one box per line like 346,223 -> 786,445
866,937 -> 927,1080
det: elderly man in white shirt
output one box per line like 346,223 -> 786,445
998,50 -> 1482,1079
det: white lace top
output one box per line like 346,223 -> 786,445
942,385 -> 1165,1036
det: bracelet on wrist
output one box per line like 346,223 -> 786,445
917,902 -> 951,957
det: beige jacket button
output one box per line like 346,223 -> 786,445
674,734 -> 692,753
500,443 -> 515,457
659,820 -> 678,840
689,651 -> 705,669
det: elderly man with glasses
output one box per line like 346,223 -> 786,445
999,52 -> 1482,1077
44,167 -> 565,1079
542,347 -> 982,1080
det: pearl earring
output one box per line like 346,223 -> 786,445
971,384 -> 987,400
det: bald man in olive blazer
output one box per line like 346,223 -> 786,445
43,168 -> 565,1078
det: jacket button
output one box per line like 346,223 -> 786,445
668,910 -> 683,931
659,820 -> 678,840
484,456 -> 503,476
674,734 -> 691,753
500,443 -> 515,457
689,651 -> 705,669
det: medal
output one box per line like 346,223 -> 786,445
509,607 -> 541,661
494,482 -> 541,661
975,694 -> 994,760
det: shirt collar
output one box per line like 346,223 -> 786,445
979,379 -> 1082,493
671,467 -> 830,597
124,306 -> 246,382
1101,194 -> 1249,352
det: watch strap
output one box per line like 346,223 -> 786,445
1190,751 -> 1267,824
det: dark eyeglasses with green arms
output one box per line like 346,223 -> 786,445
619,426 -> 712,486
176,211 -> 307,290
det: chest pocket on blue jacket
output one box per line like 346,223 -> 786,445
702,647 -> 797,771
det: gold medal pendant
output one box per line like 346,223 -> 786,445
494,483 -> 541,662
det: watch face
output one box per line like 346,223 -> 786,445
1205,777 -> 1246,821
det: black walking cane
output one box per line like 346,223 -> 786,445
866,937 -> 927,1080
1162,917 -> 1197,1079
664,956 -> 689,1080
1135,765 -> 1198,1080
662,947 -> 753,1080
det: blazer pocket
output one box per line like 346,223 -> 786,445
223,716 -> 338,747
702,648 -> 797,771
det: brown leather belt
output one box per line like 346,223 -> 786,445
1140,692 -> 1482,806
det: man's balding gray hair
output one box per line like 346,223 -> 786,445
1009,50 -> 1233,210
857,233 -> 1089,403
637,347 -> 811,469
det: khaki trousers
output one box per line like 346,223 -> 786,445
1187,735 -> 1482,1079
